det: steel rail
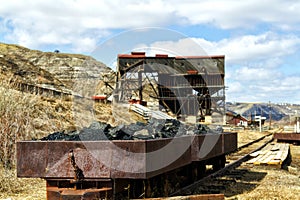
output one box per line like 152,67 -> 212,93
171,133 -> 274,196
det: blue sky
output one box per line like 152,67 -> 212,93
1,0 -> 300,104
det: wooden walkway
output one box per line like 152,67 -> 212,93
247,143 -> 290,167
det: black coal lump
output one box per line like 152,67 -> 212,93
196,124 -> 208,134
88,121 -> 111,134
122,122 -> 144,135
40,130 -> 80,141
79,128 -> 108,141
75,121 -> 112,140
176,125 -> 187,137
40,131 -> 65,141
108,124 -> 132,140
39,118 -> 201,141
132,128 -> 155,140
64,130 -> 80,141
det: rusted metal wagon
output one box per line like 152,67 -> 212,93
274,133 -> 300,143
17,132 -> 237,199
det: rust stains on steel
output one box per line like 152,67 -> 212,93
69,149 -> 85,183
274,133 -> 300,142
17,133 -> 237,180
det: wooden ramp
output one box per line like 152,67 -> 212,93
247,143 -> 290,167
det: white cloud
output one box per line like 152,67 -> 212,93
146,38 -> 207,56
0,0 -> 178,51
171,0 -> 300,29
140,32 -> 300,68
194,32 -> 300,65
226,75 -> 300,103
1,0 -> 300,103
226,81 -> 243,93
130,32 -> 300,67
233,66 -> 281,82
1,0 -> 300,52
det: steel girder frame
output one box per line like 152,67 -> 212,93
116,53 -> 225,124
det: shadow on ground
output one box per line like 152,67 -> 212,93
191,168 -> 267,198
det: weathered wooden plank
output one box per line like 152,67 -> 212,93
249,150 -> 263,157
268,159 -> 281,165
273,150 -> 283,160
281,144 -> 290,161
247,151 -> 265,164
260,152 -> 277,164
247,150 -> 268,164
247,143 -> 290,167
253,150 -> 273,165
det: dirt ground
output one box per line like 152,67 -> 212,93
1,130 -> 299,200
226,131 -> 300,200
227,144 -> 300,200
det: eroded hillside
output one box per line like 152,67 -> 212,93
0,43 -> 112,90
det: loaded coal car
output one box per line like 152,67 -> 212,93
17,53 -> 237,199
17,120 -> 237,199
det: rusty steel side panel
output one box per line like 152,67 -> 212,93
17,133 -> 237,180
191,134 -> 222,161
146,136 -> 192,178
205,134 -> 223,158
17,141 -> 112,179
191,132 -> 237,161
17,141 -> 48,177
274,133 -> 300,141
223,132 -> 238,153
46,141 -> 112,179
110,140 -> 146,179
17,140 -> 148,179
191,135 -> 199,161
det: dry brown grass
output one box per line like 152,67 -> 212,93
0,75 -> 76,168
0,77 -> 39,169
0,75 -> 73,198
236,130 -> 270,148
229,165 -> 300,200
0,168 -> 46,200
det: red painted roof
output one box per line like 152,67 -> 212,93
118,52 -> 224,59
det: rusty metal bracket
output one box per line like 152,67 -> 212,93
69,149 -> 85,185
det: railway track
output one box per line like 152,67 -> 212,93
170,133 -> 273,197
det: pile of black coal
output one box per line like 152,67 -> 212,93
40,118 -> 215,141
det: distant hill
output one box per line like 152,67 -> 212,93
226,102 -> 300,122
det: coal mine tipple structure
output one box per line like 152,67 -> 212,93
116,52 -> 225,124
